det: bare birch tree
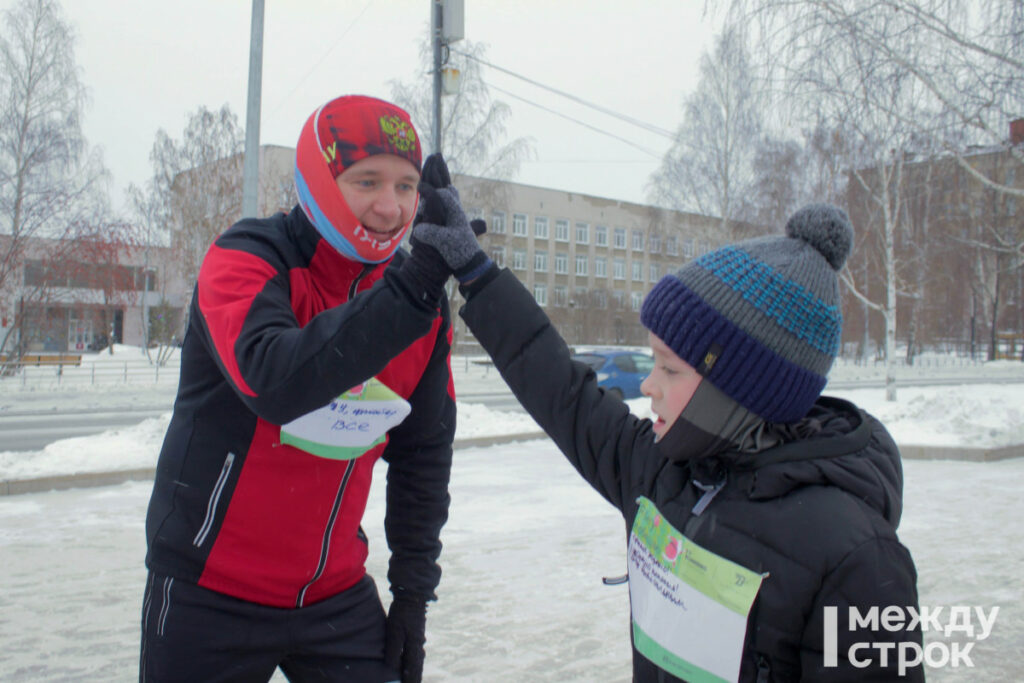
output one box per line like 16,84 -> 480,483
126,179 -> 176,364
647,27 -> 765,233
0,0 -> 110,361
728,0 -> 1024,366
145,104 -> 244,303
730,0 -> 1022,192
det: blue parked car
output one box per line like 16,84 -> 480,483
573,349 -> 655,399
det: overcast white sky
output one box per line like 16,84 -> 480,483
1,0 -> 719,214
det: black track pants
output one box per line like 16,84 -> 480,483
140,571 -> 399,682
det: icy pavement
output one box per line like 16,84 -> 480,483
1,440 -> 1022,682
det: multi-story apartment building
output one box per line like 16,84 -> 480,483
451,174 -> 728,350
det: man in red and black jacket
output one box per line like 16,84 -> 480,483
141,95 -> 474,682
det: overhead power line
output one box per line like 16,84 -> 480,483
452,48 -> 678,140
486,82 -> 664,160
269,0 -> 377,117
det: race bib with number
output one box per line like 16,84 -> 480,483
279,377 -> 411,460
628,496 -> 767,683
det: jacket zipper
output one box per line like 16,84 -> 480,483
348,263 -> 373,300
295,263 -> 373,607
193,452 -> 235,547
296,458 -> 356,607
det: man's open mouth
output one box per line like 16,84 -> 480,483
364,225 -> 402,240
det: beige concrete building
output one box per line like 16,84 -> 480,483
450,174 -> 728,349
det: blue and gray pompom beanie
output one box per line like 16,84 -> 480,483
640,204 -> 853,423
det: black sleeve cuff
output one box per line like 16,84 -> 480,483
457,262 -> 502,300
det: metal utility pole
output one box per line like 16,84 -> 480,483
242,0 -> 265,218
431,0 -> 463,156
431,0 -> 443,155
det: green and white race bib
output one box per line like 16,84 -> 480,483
279,377 -> 411,460
628,496 -> 767,683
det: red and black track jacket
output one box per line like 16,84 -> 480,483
145,206 -> 455,608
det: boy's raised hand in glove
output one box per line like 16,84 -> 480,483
411,153 -> 491,284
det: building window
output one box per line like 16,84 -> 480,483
534,283 -> 547,307
594,289 -> 607,309
575,254 -> 588,276
649,263 -> 660,282
666,236 -> 678,256
575,222 -> 589,244
613,227 -> 627,249
554,285 -> 568,307
534,216 -> 549,239
513,213 -> 528,236
631,291 -> 643,311
595,257 -> 607,278
613,258 -> 625,280
613,289 -> 626,309
632,262 -> 643,281
490,246 -> 505,267
491,211 -> 506,234
555,219 -> 570,242
513,249 -> 527,271
632,230 -> 644,252
535,250 -> 548,272
683,239 -> 694,257
25,260 -> 157,291
139,268 -> 158,291
649,234 -> 661,254
23,260 -> 48,287
555,252 -> 569,274
595,225 -> 608,247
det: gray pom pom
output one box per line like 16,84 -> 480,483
785,204 -> 853,271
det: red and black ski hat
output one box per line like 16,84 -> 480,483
295,95 -> 422,263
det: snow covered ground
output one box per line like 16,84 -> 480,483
1,347 -> 1023,680
1,442 -> 1021,681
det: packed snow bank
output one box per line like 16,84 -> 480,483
2,383 -> 1022,481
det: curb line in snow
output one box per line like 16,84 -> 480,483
2,435 -> 1021,498
898,443 -> 1024,462
0,432 -> 550,497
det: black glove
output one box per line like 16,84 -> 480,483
415,155 -> 485,235
416,153 -> 452,226
411,153 -> 491,283
383,597 -> 427,683
469,218 -> 487,236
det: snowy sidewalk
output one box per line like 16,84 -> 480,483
4,381 -> 1024,495
0,428 -> 548,495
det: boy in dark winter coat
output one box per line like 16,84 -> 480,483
142,97 -> 470,683
410,154 -> 924,682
